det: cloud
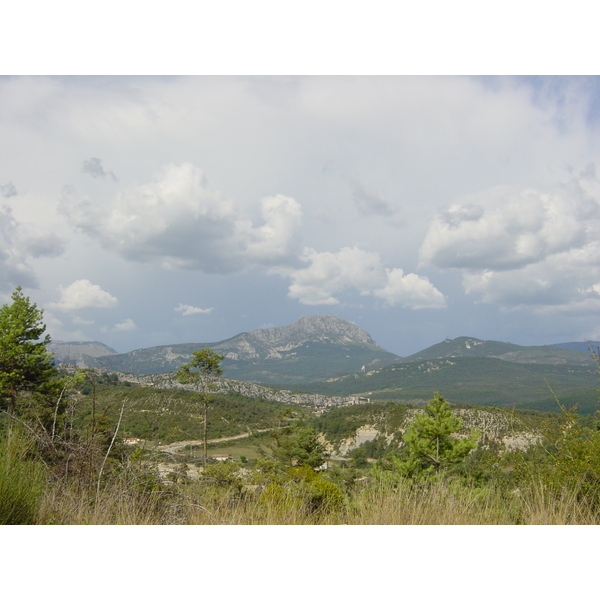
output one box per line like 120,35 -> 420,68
373,268 -> 447,309
113,318 -> 137,332
81,157 -> 118,181
287,247 -> 386,305
17,224 -> 66,258
49,279 -> 118,311
418,167 -> 600,312
0,205 -> 67,292
351,182 -> 395,217
286,246 -> 446,308
0,206 -> 38,289
72,315 -> 94,326
175,303 -> 213,316
244,194 -> 303,265
100,318 -> 138,333
61,163 -> 303,273
42,311 -> 91,343
1,182 -> 17,198
419,168 -> 600,272
462,241 -> 600,312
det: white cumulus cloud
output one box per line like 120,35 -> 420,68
49,279 -> 118,311
462,241 -> 600,312
244,194 -> 303,265
60,163 -> 304,274
286,246 -> 446,308
418,167 -> 600,311
373,268 -> 447,309
419,182 -> 597,271
175,303 -> 213,316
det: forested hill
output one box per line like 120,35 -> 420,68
296,356 -> 600,414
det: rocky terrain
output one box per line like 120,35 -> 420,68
113,370 -> 367,408
322,406 -> 545,458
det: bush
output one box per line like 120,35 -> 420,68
259,466 -> 345,516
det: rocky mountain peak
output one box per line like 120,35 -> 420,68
245,315 -> 379,348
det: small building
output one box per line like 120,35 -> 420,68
123,438 -> 142,446
212,454 -> 231,462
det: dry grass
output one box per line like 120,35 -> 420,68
33,472 -> 600,525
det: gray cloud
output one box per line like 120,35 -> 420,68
1,182 -> 17,198
81,157 -> 118,181
0,207 -> 38,290
351,182 -> 395,217
438,203 -> 484,229
20,233 -> 66,258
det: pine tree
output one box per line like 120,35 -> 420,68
0,287 -> 59,419
176,349 -> 224,466
272,425 -> 327,469
398,393 -> 480,476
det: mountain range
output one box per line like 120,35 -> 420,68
50,315 -> 600,412
50,315 -> 400,385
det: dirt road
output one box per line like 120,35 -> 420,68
155,428 -> 278,455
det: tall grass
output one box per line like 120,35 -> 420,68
30,470 -> 600,525
0,429 -> 46,525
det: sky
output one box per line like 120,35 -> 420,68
2,75 -> 600,356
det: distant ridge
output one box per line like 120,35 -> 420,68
51,325 -> 598,401
551,341 -> 600,354
402,336 -> 594,366
67,315 -> 400,384
49,341 -> 118,369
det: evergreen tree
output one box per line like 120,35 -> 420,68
271,425 -> 327,469
398,393 -> 480,476
176,349 -> 224,466
0,287 -> 59,420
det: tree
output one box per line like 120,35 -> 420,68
271,425 -> 327,469
0,287 -> 59,421
176,349 -> 224,466
398,393 -> 480,476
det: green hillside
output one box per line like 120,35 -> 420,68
99,342 -> 212,375
220,341 -> 398,385
99,339 -> 398,384
79,382 -> 312,444
295,356 -> 600,413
